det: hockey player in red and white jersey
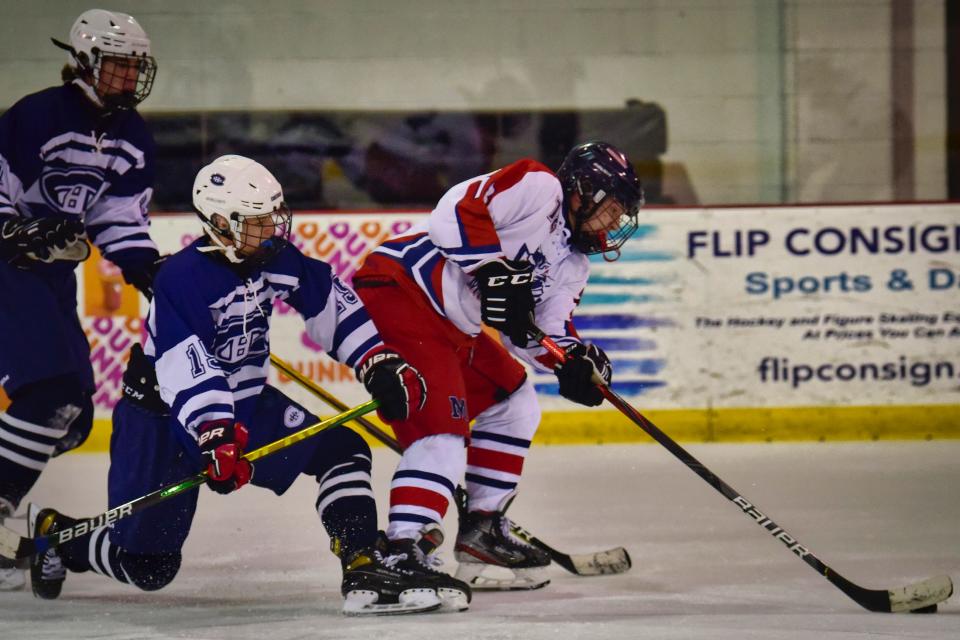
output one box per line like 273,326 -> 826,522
352,142 -> 643,591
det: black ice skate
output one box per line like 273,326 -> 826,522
454,508 -> 551,590
27,504 -> 73,600
387,525 -> 471,612
0,498 -> 25,591
340,538 -> 441,616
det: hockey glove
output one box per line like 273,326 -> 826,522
475,258 -> 535,347
197,420 -> 253,494
358,349 -> 427,422
0,217 -> 88,263
555,342 -> 612,407
123,254 -> 168,300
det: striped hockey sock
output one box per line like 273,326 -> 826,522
387,434 -> 465,540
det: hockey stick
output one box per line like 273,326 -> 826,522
0,400 -> 378,561
531,324 -> 953,612
269,353 -> 631,577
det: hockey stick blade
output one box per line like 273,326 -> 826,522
531,325 -> 953,612
827,570 -> 954,613
510,522 -> 632,576
0,400 -> 378,561
271,353 -> 633,578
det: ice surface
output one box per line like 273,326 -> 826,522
1,441 -> 957,639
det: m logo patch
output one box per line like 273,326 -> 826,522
284,406 -> 306,429
449,396 -> 467,420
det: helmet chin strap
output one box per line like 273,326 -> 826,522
198,225 -> 245,263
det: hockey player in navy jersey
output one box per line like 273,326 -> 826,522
26,155 -> 469,616
0,9 -> 163,591
352,142 -> 643,591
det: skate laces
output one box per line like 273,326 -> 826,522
499,516 -> 537,551
40,551 -> 65,581
381,552 -> 406,569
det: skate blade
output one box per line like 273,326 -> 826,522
436,587 -> 470,612
455,562 -> 550,591
342,588 -> 442,616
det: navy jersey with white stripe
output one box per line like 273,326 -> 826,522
0,82 -> 158,275
146,238 -> 383,439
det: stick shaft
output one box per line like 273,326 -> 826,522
532,325 -> 901,611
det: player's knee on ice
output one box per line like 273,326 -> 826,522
123,552 -> 182,591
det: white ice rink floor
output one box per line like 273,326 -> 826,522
1,440 -> 958,640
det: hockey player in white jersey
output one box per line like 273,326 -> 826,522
26,155 -> 463,615
0,9 -> 162,591
353,142 -> 643,590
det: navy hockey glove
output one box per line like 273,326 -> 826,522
475,258 -> 535,347
358,349 -> 427,422
555,342 -> 612,407
197,420 -> 253,494
0,217 -> 87,263
123,254 -> 167,300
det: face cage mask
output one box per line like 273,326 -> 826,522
92,51 -> 157,110
201,205 -> 292,266
570,196 -> 641,261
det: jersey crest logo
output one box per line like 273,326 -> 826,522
449,396 -> 467,420
284,406 -> 306,428
40,167 -> 107,214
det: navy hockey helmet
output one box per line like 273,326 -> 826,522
556,142 -> 644,259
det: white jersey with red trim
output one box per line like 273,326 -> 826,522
368,159 -> 587,372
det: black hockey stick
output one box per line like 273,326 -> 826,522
0,400 -> 378,561
270,353 -> 631,577
532,324 -> 953,612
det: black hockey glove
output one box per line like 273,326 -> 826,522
197,420 -> 253,494
123,254 -> 168,300
358,349 -> 427,422
475,258 -> 535,347
555,342 -> 612,407
0,217 -> 87,263
120,344 -> 169,415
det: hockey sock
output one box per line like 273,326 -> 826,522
62,526 -> 180,591
0,375 -> 87,506
315,452 -> 378,559
465,380 -> 539,513
387,433 -> 465,540
306,428 -> 378,559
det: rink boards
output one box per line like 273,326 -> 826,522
35,203 -> 960,450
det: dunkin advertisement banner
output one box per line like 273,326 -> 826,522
74,205 -> 960,441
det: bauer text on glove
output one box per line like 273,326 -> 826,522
358,349 -> 427,422
197,420 -> 253,494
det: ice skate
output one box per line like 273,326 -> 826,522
0,498 -> 25,591
27,504 -> 73,600
340,539 -> 441,616
455,508 -> 551,591
387,524 -> 471,612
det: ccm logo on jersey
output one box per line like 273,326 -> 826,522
486,273 -> 533,287
198,427 -> 225,446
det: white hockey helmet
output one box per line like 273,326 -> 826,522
193,155 -> 292,265
53,9 -> 157,110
